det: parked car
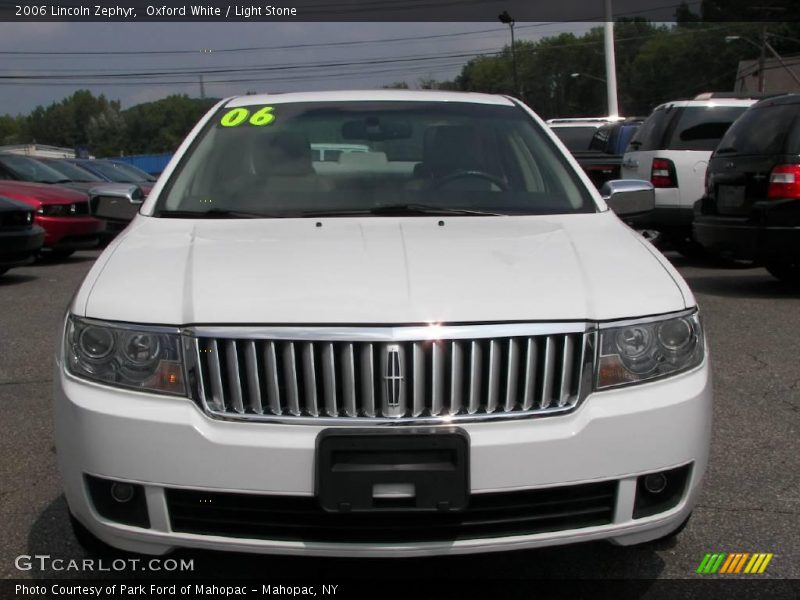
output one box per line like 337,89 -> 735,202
56,90 -> 709,559
0,196 -> 44,275
621,93 -> 760,254
38,158 -> 107,186
66,159 -> 154,196
694,93 -> 799,281
0,181 -> 102,257
0,153 -> 79,189
549,117 -> 643,189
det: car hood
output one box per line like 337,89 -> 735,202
0,181 -> 88,205
78,212 -> 691,325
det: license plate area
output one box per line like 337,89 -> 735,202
316,428 -> 469,513
717,184 -> 746,215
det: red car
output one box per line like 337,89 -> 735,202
0,181 -> 103,257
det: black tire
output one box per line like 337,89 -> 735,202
766,260 -> 800,283
0,268 -> 8,276
69,514 -> 124,557
671,237 -> 706,260
49,249 -> 75,260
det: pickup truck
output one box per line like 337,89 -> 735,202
548,118 -> 643,189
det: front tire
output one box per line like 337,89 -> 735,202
766,260 -> 800,283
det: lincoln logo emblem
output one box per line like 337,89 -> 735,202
382,344 -> 405,409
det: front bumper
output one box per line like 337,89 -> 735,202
0,226 -> 44,268
55,353 -> 712,557
693,198 -> 800,262
35,215 -> 104,249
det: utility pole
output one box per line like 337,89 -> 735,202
498,11 -> 519,98
603,0 -> 619,118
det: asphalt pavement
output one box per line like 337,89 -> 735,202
0,250 -> 797,583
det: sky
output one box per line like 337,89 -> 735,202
0,22 -> 604,115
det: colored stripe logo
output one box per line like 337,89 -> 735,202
697,552 -> 773,574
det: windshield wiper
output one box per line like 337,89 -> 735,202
715,146 -> 738,154
156,209 -> 280,219
302,204 -> 506,217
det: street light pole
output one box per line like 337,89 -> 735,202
726,33 -> 800,91
498,11 -> 519,98
603,0 -> 619,118
758,24 -> 767,92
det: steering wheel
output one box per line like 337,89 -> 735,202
431,170 -> 509,191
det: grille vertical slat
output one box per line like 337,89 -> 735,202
264,342 -> 281,415
340,343 -> 357,417
504,338 -> 520,412
486,340 -> 501,413
283,342 -> 301,416
450,341 -> 463,415
206,339 -> 225,412
196,330 -> 591,421
412,342 -> 425,417
558,336 -> 575,407
302,342 -> 319,417
225,341 -> 245,414
431,342 -> 444,416
244,341 -> 263,414
540,336 -> 556,409
522,338 -> 537,411
322,343 -> 337,417
360,344 -> 375,417
467,341 -> 482,414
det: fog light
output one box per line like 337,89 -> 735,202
110,482 -> 135,503
643,473 -> 668,494
633,464 -> 691,519
85,475 -> 150,528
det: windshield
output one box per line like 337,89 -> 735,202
0,155 -> 70,183
46,159 -> 104,182
111,161 -> 157,182
664,106 -> 750,151
156,101 -> 595,218
715,103 -> 800,156
82,160 -> 139,183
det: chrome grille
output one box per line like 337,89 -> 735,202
191,326 -> 594,423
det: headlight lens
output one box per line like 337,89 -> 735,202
596,312 -> 703,389
65,316 -> 185,395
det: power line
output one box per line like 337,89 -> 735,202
0,24 -> 732,82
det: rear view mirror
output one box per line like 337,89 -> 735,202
342,117 -> 412,141
601,179 -> 655,217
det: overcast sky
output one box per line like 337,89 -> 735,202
0,22 -> 605,115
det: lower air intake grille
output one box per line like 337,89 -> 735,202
166,481 -> 617,543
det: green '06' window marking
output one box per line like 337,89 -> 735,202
220,106 -> 275,127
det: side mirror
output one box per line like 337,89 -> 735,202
87,184 -> 145,221
600,179 -> 655,217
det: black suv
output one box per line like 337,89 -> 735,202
694,94 -> 800,282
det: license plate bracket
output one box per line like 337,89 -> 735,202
316,428 -> 469,513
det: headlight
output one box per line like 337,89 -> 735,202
37,204 -> 76,216
65,316 -> 186,395
596,312 -> 704,389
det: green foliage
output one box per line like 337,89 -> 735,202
123,95 -> 217,154
447,19 -> 800,119
0,90 -> 216,157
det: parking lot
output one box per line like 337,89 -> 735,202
0,249 -> 798,581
